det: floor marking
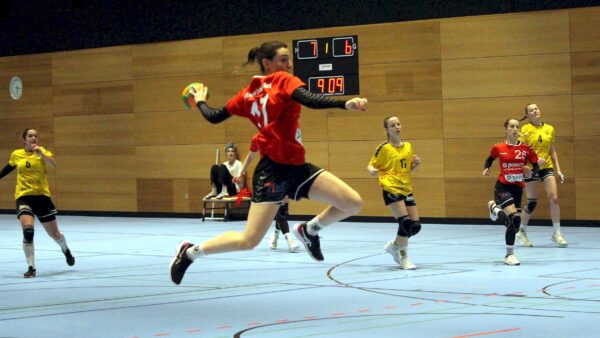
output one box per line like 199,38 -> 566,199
451,327 -> 520,338
185,328 -> 202,333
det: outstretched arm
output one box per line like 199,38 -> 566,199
0,164 -> 15,180
189,84 -> 232,124
291,87 -> 367,111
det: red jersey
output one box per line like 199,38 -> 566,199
225,71 -> 306,165
488,141 -> 539,187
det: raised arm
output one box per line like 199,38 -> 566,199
189,84 -> 232,124
291,87 -> 367,111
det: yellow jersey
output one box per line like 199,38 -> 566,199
8,147 -> 53,199
369,141 -> 414,195
519,122 -> 554,170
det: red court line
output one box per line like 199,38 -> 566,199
452,327 -> 521,338
154,333 -> 171,337
185,329 -> 202,333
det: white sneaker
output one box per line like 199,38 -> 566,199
384,240 -> 402,265
284,233 -> 300,252
204,191 -> 217,199
551,231 -> 568,247
215,191 -> 229,199
504,254 -> 520,266
269,230 -> 279,250
516,229 -> 533,247
487,200 -> 498,221
400,256 -> 417,270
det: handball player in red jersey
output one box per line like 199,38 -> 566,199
484,118 -> 544,266
170,41 -> 368,284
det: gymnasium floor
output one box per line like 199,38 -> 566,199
0,214 -> 599,338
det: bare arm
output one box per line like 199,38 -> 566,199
233,150 -> 257,185
549,143 -> 564,183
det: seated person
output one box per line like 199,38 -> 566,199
205,143 -> 243,199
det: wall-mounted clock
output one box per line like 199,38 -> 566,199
10,76 -> 23,100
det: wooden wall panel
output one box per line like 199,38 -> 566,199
134,110 -> 226,146
576,178 -> 600,220
412,178 -> 446,217
52,46 -> 132,84
444,138 -> 497,179
303,142 -> 329,170
299,109 -> 329,142
53,81 -> 133,117
137,179 -> 174,212
328,141 -> 379,179
570,7 -> 600,53
0,86 -> 54,119
574,137 -> 600,178
0,117 -> 54,149
444,96 -> 573,138
361,61 -> 442,101
442,54 -> 572,99
356,21 -> 440,64
523,179 -> 576,221
441,11 -> 569,59
135,144 -> 222,179
55,177 -> 136,211
132,38 -> 224,79
0,53 -> 53,87
328,100 -> 443,141
188,178 -> 212,213
573,94 -> 600,136
55,146 -> 136,179
445,178 -> 493,218
54,113 -> 134,147
572,51 -> 600,94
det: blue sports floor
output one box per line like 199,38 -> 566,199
0,214 -> 599,338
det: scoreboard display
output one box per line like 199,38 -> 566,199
292,35 -> 359,96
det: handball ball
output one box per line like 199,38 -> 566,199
181,82 -> 203,109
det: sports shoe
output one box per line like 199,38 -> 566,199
64,249 -> 75,266
204,192 -> 217,199
269,229 -> 279,250
488,200 -> 498,221
516,229 -> 533,247
384,240 -> 402,265
24,266 -> 36,278
400,256 -> 417,270
170,240 -> 194,285
551,231 -> 568,247
292,223 -> 324,261
215,192 -> 228,199
504,254 -> 520,266
284,233 -> 300,252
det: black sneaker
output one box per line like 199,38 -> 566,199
65,249 -> 75,266
170,240 -> 194,285
24,266 -> 36,278
292,223 -> 324,261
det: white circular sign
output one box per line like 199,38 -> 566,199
10,76 -> 23,100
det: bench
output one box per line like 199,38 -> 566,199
202,196 -> 251,222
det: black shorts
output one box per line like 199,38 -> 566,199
16,195 -> 58,223
524,168 -> 554,182
493,180 -> 523,210
383,190 -> 416,207
252,156 -> 324,203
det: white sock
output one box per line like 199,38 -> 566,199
23,242 -> 35,268
186,244 -> 205,260
553,222 -> 561,232
306,217 -> 325,235
55,234 -> 69,253
520,222 -> 528,232
506,245 -> 514,256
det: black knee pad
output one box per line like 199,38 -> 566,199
23,227 -> 34,244
507,213 -> 521,232
396,216 -> 412,237
524,199 -> 537,214
275,204 -> 289,221
411,220 -> 422,237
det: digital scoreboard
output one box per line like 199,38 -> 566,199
292,35 -> 359,96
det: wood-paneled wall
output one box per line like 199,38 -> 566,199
1,7 -> 599,222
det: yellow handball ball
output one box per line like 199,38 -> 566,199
181,82 -> 203,109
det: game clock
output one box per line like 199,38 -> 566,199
293,35 -> 359,96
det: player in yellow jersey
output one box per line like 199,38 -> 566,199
368,116 -> 422,269
0,128 -> 75,278
517,103 -> 567,247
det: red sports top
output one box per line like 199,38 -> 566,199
488,141 -> 539,187
225,71 -> 306,165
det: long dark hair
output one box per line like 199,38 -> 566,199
242,41 -> 288,74
519,103 -> 535,121
22,128 -> 36,140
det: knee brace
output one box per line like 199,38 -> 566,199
23,227 -> 34,244
507,213 -> 521,233
410,220 -> 422,237
396,216 -> 413,237
524,199 -> 537,214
